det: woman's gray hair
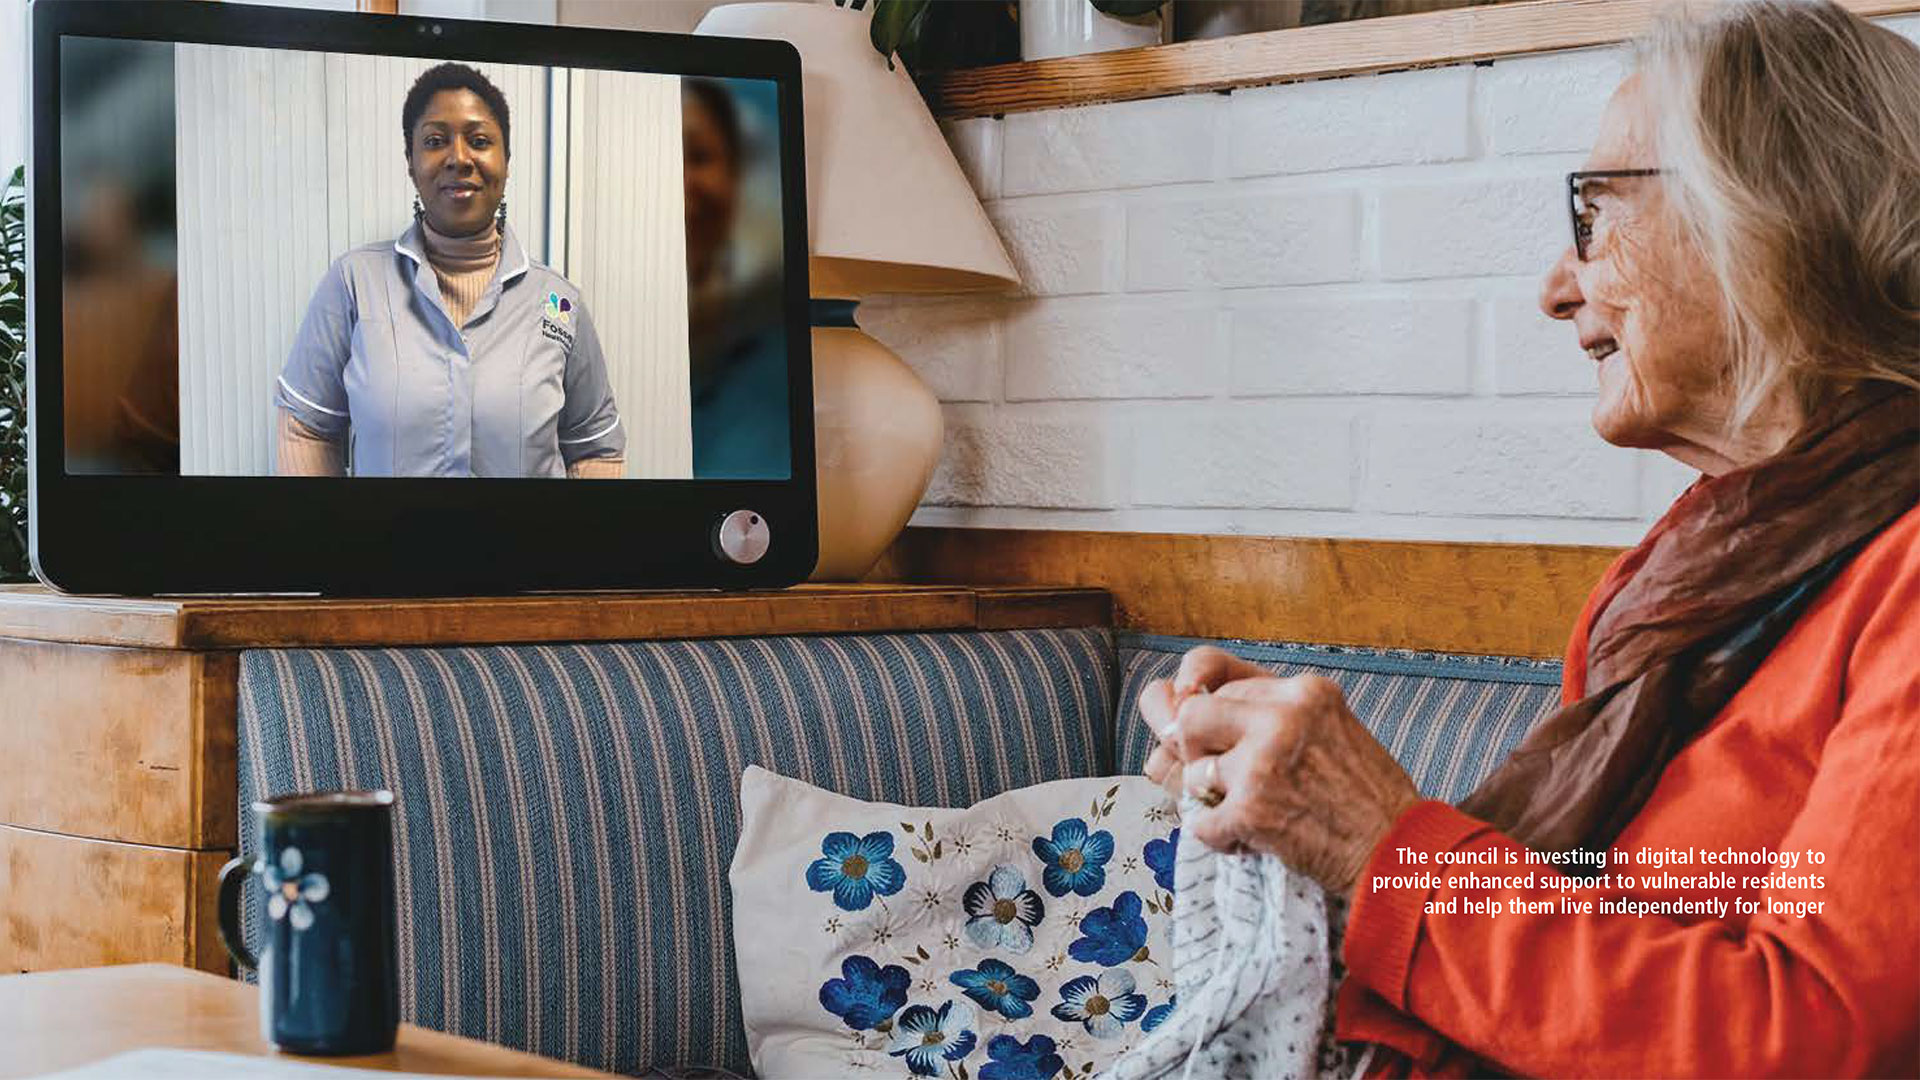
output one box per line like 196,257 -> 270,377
1635,0 -> 1920,426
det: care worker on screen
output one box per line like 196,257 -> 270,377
275,63 -> 625,478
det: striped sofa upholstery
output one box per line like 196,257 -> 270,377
235,628 -> 1116,1078
1113,633 -> 1562,803
234,625 -> 1558,1077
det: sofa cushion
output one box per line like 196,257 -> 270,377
730,767 -> 1179,1079
1113,634 -> 1561,804
235,627 -> 1117,1077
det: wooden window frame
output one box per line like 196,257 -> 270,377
926,0 -> 1920,119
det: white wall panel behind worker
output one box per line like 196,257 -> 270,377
563,68 -> 692,480
175,43 -> 333,477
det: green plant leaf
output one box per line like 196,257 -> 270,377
869,0 -> 932,69
0,161 -> 26,581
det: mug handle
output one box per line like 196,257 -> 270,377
216,856 -> 260,972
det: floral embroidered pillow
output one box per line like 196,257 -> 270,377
731,766 -> 1182,1080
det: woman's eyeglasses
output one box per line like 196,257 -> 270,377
1567,169 -> 1663,260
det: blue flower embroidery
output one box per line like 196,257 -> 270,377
1068,890 -> 1150,967
805,831 -> 906,911
1143,996 -> 1177,1033
1032,818 -> 1115,898
980,1033 -> 1065,1080
962,865 -> 1045,953
1050,969 -> 1147,1040
949,958 -> 1041,1020
886,999 -> 978,1076
262,846 -> 330,931
819,955 -> 910,1031
1143,828 -> 1179,894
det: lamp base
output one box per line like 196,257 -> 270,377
809,316 -> 944,581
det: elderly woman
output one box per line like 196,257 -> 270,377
1142,2 -> 1918,1076
275,63 -> 625,478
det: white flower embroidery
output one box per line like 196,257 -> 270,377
262,847 -> 330,931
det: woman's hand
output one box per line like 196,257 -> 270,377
1139,656 -> 1421,895
1140,647 -> 1270,798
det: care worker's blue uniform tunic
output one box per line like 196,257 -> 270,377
275,222 -> 625,477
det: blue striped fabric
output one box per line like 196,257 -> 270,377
1113,634 -> 1563,804
235,628 -> 1116,1077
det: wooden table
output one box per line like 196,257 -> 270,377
0,584 -> 1110,974
0,964 -> 612,1077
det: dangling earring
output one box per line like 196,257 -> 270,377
412,195 -> 424,222
496,198 -> 508,235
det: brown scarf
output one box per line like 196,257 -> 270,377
1458,384 -> 1919,855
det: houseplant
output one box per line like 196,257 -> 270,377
859,0 -> 1168,69
1,165 -> 27,582
858,0 -> 1019,72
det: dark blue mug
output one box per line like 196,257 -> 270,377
217,790 -> 400,1055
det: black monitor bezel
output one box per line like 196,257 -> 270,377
28,0 -> 817,595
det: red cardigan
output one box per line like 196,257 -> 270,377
1336,502 -> 1920,1078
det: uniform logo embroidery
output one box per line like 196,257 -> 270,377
539,291 -> 576,350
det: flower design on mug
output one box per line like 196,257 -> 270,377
263,846 -> 330,931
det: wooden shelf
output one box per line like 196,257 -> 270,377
0,583 -> 1111,650
870,527 -> 1621,659
926,0 -> 1920,119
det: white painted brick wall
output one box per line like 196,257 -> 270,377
1883,13 -> 1920,46
1377,173 -> 1571,280
1361,406 -> 1637,518
1489,285 -> 1597,396
868,14 -> 1918,546
940,118 -> 1004,201
1131,405 -> 1356,509
1127,189 -> 1363,290
928,408 -> 1122,509
1229,66 -> 1472,176
1003,94 -> 1218,196
988,201 -> 1122,296
859,299 -> 1004,403
1230,295 -> 1473,396
1477,47 -> 1627,156
1002,297 -> 1221,401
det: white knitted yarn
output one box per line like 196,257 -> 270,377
1097,806 -> 1351,1080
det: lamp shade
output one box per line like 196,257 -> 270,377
695,2 -> 1019,297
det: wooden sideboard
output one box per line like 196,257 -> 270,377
0,583 -> 1110,975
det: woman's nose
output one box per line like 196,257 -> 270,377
1538,246 -> 1584,320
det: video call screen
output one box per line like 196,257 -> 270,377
59,35 -> 792,480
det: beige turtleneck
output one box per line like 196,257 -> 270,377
419,217 -> 501,328
274,219 -> 624,478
